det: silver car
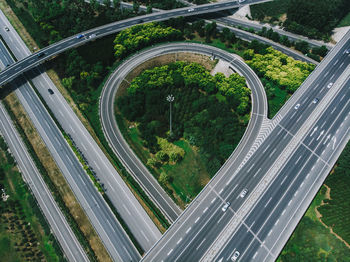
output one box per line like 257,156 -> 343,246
231,251 -> 240,261
222,202 -> 231,212
240,188 -> 248,198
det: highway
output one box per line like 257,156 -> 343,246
141,29 -> 350,261
0,30 -> 141,262
0,0 -> 270,87
0,9 -> 161,253
100,42 -> 267,223
0,102 -> 89,262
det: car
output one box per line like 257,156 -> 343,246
138,19 -> 144,23
37,52 -> 46,58
76,34 -> 85,39
4,26 -> 9,31
89,34 -> 96,39
345,49 -> 350,54
294,103 -> 300,110
48,88 -> 54,95
312,98 -> 319,104
238,0 -> 245,3
222,202 -> 231,212
188,8 -> 195,12
231,251 -> 240,261
240,188 -> 248,198
327,82 -> 333,88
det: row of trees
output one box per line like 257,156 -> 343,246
244,45 -> 315,93
113,23 -> 183,58
118,61 -> 250,175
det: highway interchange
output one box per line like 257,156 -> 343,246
0,0 -> 349,261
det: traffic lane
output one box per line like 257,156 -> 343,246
27,66 -> 162,249
283,51 -> 350,135
0,0 -> 251,85
11,78 -> 140,261
0,105 -> 90,262
303,78 -> 350,150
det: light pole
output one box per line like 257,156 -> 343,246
166,94 -> 174,136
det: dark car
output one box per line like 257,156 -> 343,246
76,34 -> 85,39
37,52 -> 45,58
48,88 -> 54,95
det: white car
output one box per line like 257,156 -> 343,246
345,49 -> 350,54
89,34 -> 96,39
327,82 -> 333,88
312,98 -> 319,104
238,0 -> 245,3
222,202 -> 230,212
294,103 -> 300,110
4,26 -> 9,31
231,251 -> 240,261
188,8 -> 195,12
240,188 -> 248,198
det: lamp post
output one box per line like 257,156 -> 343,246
166,94 -> 174,136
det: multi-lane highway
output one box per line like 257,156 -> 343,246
100,42 -> 267,224
0,9 -> 161,253
0,102 -> 89,262
0,31 -> 141,262
141,29 -> 350,261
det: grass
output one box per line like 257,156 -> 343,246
268,84 -> 290,119
162,140 -> 210,205
338,12 -> 350,27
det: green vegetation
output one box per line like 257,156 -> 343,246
338,12 -> 350,27
251,0 -> 350,41
117,61 -> 250,203
0,136 -> 65,262
279,141 -> 350,261
113,23 -> 183,58
318,142 -> 350,244
132,0 -> 185,10
243,44 -> 315,117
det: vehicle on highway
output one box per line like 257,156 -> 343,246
231,250 -> 240,261
48,88 -> 54,95
327,82 -> 333,88
294,103 -> 300,110
36,52 -> 46,58
238,0 -> 245,3
4,26 -> 9,31
76,34 -> 85,39
240,188 -> 248,198
89,34 -> 96,39
222,202 -> 231,212
312,98 -> 319,104
188,8 -> 195,12
346,49 -> 350,54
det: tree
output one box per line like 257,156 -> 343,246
295,41 -> 310,54
158,172 -> 170,185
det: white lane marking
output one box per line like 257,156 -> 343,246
295,155 -> 302,164
167,249 -> 173,256
340,61 -> 345,67
262,144 -> 270,153
332,136 -> 337,150
274,219 -> 279,226
264,197 -> 272,208
268,230 -> 272,236
59,110 -> 64,117
81,143 -> 87,151
140,230 -> 150,242
218,188 -> 223,194
217,212 -> 227,224
253,252 -> 258,259
92,196 -> 98,205
203,207 -> 208,213
247,163 -> 255,173
196,238 -> 206,250
268,148 -> 277,158
79,175 -> 86,186
122,204 -> 131,216
186,227 -> 191,234
289,111 -> 296,119
195,217 -> 200,223
340,94 -> 346,101
106,219 -> 116,233
177,238 -> 183,245
288,200 -> 292,206
211,198 -> 216,204
107,181 -> 115,192
253,167 -> 261,177
310,126 -> 318,136
280,176 -> 287,185
93,161 -> 101,170
69,124 -> 75,134
122,246 -> 132,261
316,130 -> 324,141
282,209 -> 286,216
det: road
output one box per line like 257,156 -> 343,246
0,9 -> 161,253
141,29 -> 350,262
0,0 -> 271,86
99,42 -> 267,223
0,33 -> 140,262
0,102 -> 89,262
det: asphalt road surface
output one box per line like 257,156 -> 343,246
99,42 -> 267,223
141,29 -> 350,262
0,102 -> 89,262
0,36 -> 140,262
0,9 -> 161,253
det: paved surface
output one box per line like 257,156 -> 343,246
0,102 -> 89,262
0,21 -> 141,262
141,29 -> 350,262
99,42 -> 267,223
0,9 -> 161,253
